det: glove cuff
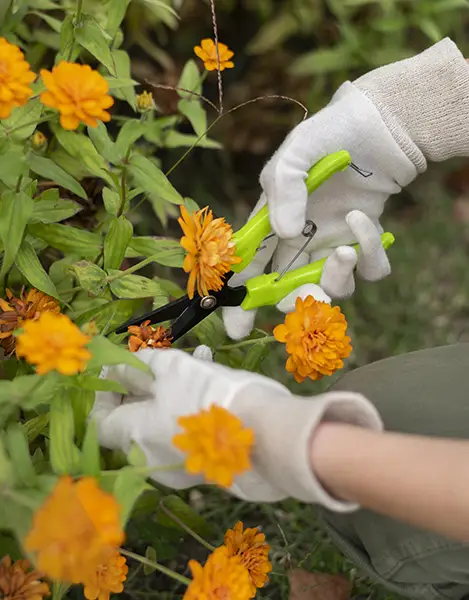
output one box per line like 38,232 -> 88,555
354,38 -> 469,171
233,389 -> 383,511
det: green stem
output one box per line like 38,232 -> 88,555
104,463 -> 184,476
184,336 -> 277,353
120,548 -> 191,586
5,115 -> 53,136
159,499 -> 216,553
117,150 -> 131,218
66,0 -> 84,61
2,488 -> 39,510
105,252 -> 164,282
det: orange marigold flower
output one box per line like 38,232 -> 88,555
173,404 -> 254,488
0,555 -> 50,600
224,521 -> 272,597
127,320 -> 172,352
0,288 -> 60,357
16,312 -> 91,375
0,37 -> 35,120
179,205 -> 241,299
39,62 -> 114,130
194,39 -> 235,71
82,551 -> 128,600
24,476 -> 124,584
183,546 -> 251,600
273,296 -> 352,383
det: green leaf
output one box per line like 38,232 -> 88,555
72,298 -> 140,332
177,59 -> 202,98
1,99 -> 43,140
106,0 -> 131,37
87,335 -> 152,373
0,146 -> 28,188
128,442 -> 147,467
69,388 -> 95,444
0,437 -> 13,485
126,236 -> 184,267
8,373 -> 62,409
128,154 -> 183,209
143,546 -> 158,575
74,375 -> 127,394
75,15 -> 116,75
109,271 -> 167,300
163,130 -> 221,150
15,240 -> 61,299
23,413 -> 50,443
5,424 -> 37,486
113,467 -> 151,525
104,217 -> 133,270
115,120 -> 146,157
49,398 -> 81,475
419,17 -> 442,42
32,10 -> 62,32
247,12 -> 298,54
87,122 -> 119,164
111,50 -> 137,110
27,153 -> 87,199
0,190 -> 34,278
102,187 -> 121,216
81,420 -> 100,477
289,46 -> 358,75
178,98 -> 206,137
157,495 -> 213,538
28,223 -> 102,258
241,342 -> 270,372
57,13 -> 75,62
192,312 -> 225,347
31,193 -> 82,224
71,260 -> 108,295
51,126 -> 113,184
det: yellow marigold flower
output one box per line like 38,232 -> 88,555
183,546 -> 251,600
16,312 -> 91,375
127,320 -> 172,352
136,90 -> 154,112
173,404 -> 254,488
39,62 -> 114,130
0,555 -> 50,600
224,521 -> 272,597
82,551 -> 128,600
194,39 -> 235,71
179,205 -> 241,299
0,37 -> 35,120
273,296 -> 352,383
0,288 -> 60,357
24,476 -> 124,584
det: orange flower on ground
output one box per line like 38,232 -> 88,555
82,551 -> 128,600
194,39 -> 235,71
224,521 -> 272,597
0,288 -> 60,357
24,476 -> 124,584
40,62 -> 114,130
127,320 -> 172,352
0,37 -> 35,119
16,312 -> 91,375
0,555 -> 50,600
183,546 -> 251,600
273,296 -> 352,383
173,404 -> 254,487
179,205 -> 241,299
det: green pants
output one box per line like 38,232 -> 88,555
322,343 -> 469,600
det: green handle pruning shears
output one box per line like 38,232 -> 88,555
116,150 -> 394,341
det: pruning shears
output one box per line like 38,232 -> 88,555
115,150 -> 395,342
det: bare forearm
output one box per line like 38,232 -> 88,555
310,423 -> 469,541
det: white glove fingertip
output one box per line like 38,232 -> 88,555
222,306 -> 257,340
320,246 -> 357,298
193,345 -> 213,362
346,210 -> 391,281
277,284 -> 331,314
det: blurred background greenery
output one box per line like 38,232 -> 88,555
122,1 -> 469,598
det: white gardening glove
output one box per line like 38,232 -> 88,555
224,38 -> 469,340
91,347 -> 382,509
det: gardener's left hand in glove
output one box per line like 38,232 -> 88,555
90,346 -> 382,510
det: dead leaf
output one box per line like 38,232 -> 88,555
288,569 -> 352,600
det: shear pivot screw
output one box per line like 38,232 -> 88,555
302,220 -> 317,237
200,295 -> 217,310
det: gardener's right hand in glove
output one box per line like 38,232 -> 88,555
223,39 -> 469,340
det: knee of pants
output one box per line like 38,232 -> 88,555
330,343 -> 469,438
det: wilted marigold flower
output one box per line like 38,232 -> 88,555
82,551 -> 128,600
127,320 -> 172,352
179,205 -> 241,299
0,288 -> 60,357
0,555 -> 50,600
0,37 -> 35,119
183,546 -> 251,600
224,521 -> 271,597
274,296 -> 352,383
24,476 -> 124,584
173,404 -> 254,488
136,90 -> 154,112
40,62 -> 114,130
16,312 -> 91,375
194,39 -> 235,71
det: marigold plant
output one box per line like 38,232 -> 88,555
173,404 -> 254,487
